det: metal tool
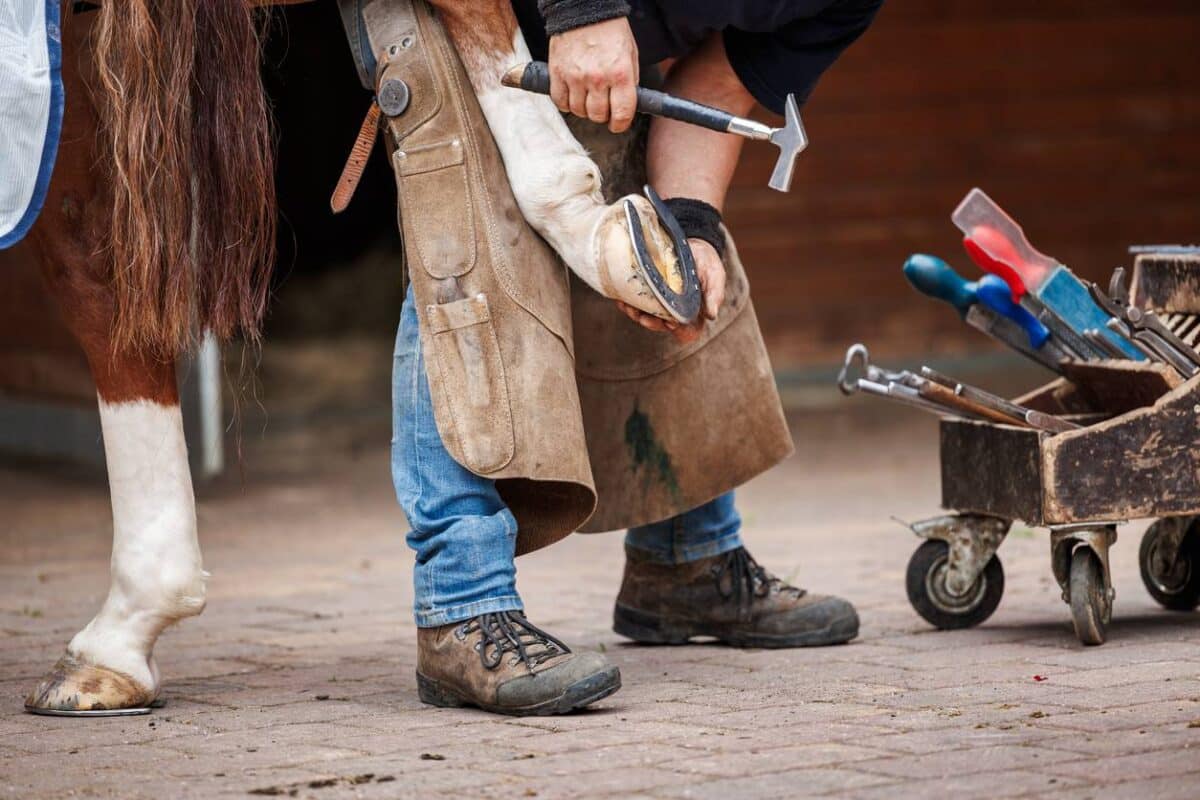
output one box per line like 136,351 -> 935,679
1105,318 -> 1162,363
918,379 -> 1032,425
1128,244 -> 1200,255
901,254 -> 1069,374
853,378 -> 957,417
837,344 -> 920,396
964,305 -> 1069,374
975,274 -> 1101,360
839,346 -> 1079,433
1125,305 -> 1200,368
503,62 -> 807,192
1084,329 -> 1128,359
1022,294 -> 1108,360
920,366 -> 1081,433
1088,271 -> 1200,378
955,188 -> 1144,360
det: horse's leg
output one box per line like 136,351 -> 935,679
429,0 -> 688,319
24,340 -> 205,712
23,16 -> 205,714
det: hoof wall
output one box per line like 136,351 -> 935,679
25,655 -> 157,715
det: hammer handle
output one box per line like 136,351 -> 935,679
506,61 -> 744,136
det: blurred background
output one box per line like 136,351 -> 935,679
1,0 -> 1198,470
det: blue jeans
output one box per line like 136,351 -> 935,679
392,286 -> 744,627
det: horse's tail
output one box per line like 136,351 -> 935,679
93,0 -> 275,356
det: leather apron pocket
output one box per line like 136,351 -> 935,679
425,293 -> 515,474
394,140 -> 476,279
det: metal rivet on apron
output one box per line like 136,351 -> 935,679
379,78 -> 411,117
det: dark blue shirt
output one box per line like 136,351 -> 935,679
514,0 -> 884,115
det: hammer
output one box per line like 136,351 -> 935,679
501,61 -> 807,192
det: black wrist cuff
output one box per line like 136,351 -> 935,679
663,197 -> 726,259
538,0 -> 631,36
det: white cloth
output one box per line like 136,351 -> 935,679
0,0 -> 62,248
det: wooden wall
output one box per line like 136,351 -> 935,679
726,0 -> 1200,367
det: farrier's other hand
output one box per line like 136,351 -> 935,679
614,239 -> 726,345
548,17 -> 639,133
691,238 -> 726,322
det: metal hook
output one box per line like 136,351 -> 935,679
837,344 -> 871,395
1108,267 -> 1129,306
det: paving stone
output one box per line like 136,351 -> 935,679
843,768 -> 1088,799
1020,772 -> 1200,800
657,766 -> 895,797
852,744 -> 1082,780
5,402 -> 1200,798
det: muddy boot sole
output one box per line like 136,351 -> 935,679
415,667 -> 621,717
613,603 -> 859,648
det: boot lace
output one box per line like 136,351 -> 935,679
456,612 -> 570,672
711,548 -> 806,610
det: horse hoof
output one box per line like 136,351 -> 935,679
25,654 -> 156,716
598,195 -> 700,323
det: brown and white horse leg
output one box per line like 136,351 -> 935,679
432,1 -> 687,319
23,16 -> 206,711
24,291 -> 206,713
23,260 -> 206,713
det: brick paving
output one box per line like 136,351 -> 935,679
3,358 -> 1200,798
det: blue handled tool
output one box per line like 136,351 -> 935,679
902,254 -> 1065,373
975,275 -> 1051,349
902,254 -> 978,317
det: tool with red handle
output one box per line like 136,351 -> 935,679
952,188 -> 1143,360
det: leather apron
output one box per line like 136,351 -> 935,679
345,0 -> 794,555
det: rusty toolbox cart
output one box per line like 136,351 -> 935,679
904,250 -> 1200,645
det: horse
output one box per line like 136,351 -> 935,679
23,0 -> 686,714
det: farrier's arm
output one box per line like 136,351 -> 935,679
539,1 -> 726,341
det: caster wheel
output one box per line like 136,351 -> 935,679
906,539 -> 1004,630
1069,547 -> 1111,646
1139,520 -> 1200,611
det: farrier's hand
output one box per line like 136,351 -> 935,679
615,239 -> 726,344
548,17 -> 639,133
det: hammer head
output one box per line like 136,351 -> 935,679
767,94 -> 808,192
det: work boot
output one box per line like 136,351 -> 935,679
613,546 -> 859,648
416,611 -> 621,716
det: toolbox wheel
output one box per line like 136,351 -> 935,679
1069,548 -> 1110,646
1139,520 -> 1200,611
906,539 -> 1004,630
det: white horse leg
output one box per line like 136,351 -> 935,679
27,386 -> 206,712
432,2 -> 687,319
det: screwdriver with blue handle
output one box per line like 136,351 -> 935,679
903,254 -> 1069,374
